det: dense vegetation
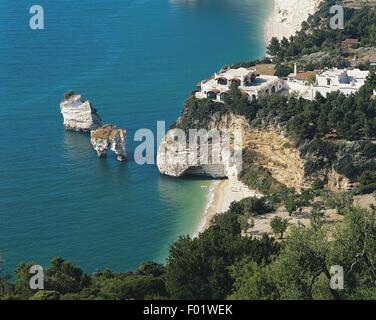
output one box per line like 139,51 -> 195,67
179,71 -> 376,141
1,191 -> 376,300
267,1 -> 376,75
175,72 -> 376,194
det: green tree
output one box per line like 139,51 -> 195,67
0,255 -> 11,299
271,226 -> 334,299
138,262 -> 165,277
15,262 -> 36,299
30,290 -> 60,300
284,198 -> 298,216
166,213 -> 279,299
224,82 -> 250,114
45,257 -> 89,294
267,37 -> 281,57
238,215 -> 254,236
323,192 -> 354,215
274,64 -> 293,77
359,171 -> 376,194
228,260 -> 279,300
270,217 -> 289,239
330,206 -> 376,299
63,91 -> 75,100
98,275 -> 167,300
310,204 -> 326,230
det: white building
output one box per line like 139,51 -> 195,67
197,66 -> 370,103
196,67 -> 284,102
311,68 -> 369,98
286,67 -> 370,100
286,65 -> 318,100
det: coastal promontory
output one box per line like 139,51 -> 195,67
157,112 -> 246,179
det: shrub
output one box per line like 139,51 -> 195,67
359,171 -> 376,194
64,91 -> 75,100
30,290 -> 60,300
322,191 -> 354,215
270,217 -> 289,239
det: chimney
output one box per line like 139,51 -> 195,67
294,63 -> 298,77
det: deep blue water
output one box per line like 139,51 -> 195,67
0,0 -> 270,272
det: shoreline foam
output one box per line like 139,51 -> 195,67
194,180 -> 223,236
196,178 -> 261,235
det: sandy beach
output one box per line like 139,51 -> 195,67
195,177 -> 261,235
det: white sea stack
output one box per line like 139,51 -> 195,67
90,125 -> 127,162
60,94 -> 103,132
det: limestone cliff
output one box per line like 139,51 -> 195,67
91,125 -> 127,162
245,128 -> 307,190
60,94 -> 103,132
157,109 -> 353,193
243,128 -> 354,192
157,110 -> 309,189
157,113 -> 247,178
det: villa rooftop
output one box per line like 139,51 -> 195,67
319,68 -> 347,77
318,68 -> 369,80
197,67 -> 284,102
215,67 -> 256,80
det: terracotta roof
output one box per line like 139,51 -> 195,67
294,71 -> 316,81
342,38 -> 359,45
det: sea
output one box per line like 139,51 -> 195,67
0,0 -> 271,272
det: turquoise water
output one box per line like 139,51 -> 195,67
0,0 -> 270,272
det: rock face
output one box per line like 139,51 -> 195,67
245,128 -> 307,190
157,113 -> 246,179
244,127 -> 355,192
157,129 -> 227,178
60,95 -> 103,131
90,125 -> 127,162
157,109 -> 354,193
326,169 -> 351,192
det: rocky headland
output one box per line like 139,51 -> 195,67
156,84 -> 375,221
157,112 -> 246,179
